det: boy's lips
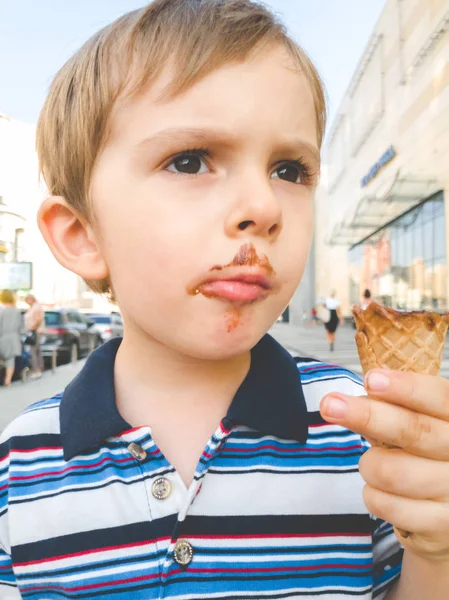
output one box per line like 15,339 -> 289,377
196,271 -> 273,303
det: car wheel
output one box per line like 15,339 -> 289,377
71,342 -> 79,363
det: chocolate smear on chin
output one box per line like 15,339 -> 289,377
225,307 -> 240,332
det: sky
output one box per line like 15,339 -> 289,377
0,0 -> 386,134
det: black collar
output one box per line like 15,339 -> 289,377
60,334 -> 309,461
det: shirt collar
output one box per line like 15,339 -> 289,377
60,334 -> 309,461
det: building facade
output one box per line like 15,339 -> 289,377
317,0 -> 449,315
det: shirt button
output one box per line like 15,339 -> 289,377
127,442 -> 147,461
174,540 -> 193,567
152,477 -> 172,500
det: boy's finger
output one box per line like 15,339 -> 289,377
364,369 -> 449,422
359,447 -> 449,500
320,393 -> 449,460
363,485 -> 449,538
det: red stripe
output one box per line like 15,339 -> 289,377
220,422 -> 232,435
120,427 -> 144,435
10,446 -> 62,454
301,365 -> 338,372
14,536 -> 171,568
22,571 -> 160,593
22,561 -> 373,592
9,456 -> 135,482
147,448 -> 161,456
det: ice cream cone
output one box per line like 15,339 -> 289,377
353,302 -> 449,376
352,302 -> 449,539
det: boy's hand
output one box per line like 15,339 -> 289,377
320,369 -> 449,562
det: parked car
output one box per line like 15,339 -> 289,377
41,309 -> 103,364
84,312 -> 124,343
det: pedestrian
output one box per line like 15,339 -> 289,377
2,2 -> 449,598
0,290 -> 22,387
24,293 -> 44,379
310,306 -> 318,327
322,290 -> 344,352
360,288 -> 373,310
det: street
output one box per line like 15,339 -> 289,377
0,359 -> 86,434
2,323 -> 449,436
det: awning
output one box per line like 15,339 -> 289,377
327,172 -> 440,246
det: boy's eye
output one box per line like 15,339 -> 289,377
165,151 -> 209,175
271,162 -> 307,184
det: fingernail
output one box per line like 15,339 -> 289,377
322,396 -> 348,419
367,371 -> 390,391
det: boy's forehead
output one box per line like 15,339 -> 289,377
108,45 -> 318,147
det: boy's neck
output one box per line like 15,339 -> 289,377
113,331 -> 251,424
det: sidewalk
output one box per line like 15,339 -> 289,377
269,321 -> 364,374
0,360 -> 85,434
269,321 -> 449,379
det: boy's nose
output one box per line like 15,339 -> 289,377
224,175 -> 283,241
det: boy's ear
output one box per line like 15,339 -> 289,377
37,196 -> 109,282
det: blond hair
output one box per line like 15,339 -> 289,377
0,290 -> 16,305
37,0 -> 327,296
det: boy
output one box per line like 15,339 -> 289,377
1,1 -> 449,598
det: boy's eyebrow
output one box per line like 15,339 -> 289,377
133,127 -> 320,162
135,127 -> 221,152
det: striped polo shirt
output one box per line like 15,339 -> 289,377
0,334 -> 402,599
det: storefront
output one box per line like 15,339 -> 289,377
348,191 -> 446,311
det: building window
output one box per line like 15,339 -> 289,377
348,192 -> 446,311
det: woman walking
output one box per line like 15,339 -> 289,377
323,290 -> 344,352
24,294 -> 44,379
0,290 -> 22,387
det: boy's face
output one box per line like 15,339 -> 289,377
90,44 -> 319,358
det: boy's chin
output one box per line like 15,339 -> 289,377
174,317 -> 275,361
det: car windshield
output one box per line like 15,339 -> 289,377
89,315 -> 111,324
45,312 -> 62,326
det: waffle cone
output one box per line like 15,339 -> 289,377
353,302 -> 449,376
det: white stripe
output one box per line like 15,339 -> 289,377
19,555 -> 164,583
0,406 -> 60,440
209,465 -> 359,473
170,586 -> 372,600
192,551 -> 372,562
11,478 -> 157,545
189,471 -> 367,516
184,534 -> 370,549
303,378 -> 365,411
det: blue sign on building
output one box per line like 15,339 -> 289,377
361,145 -> 396,188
